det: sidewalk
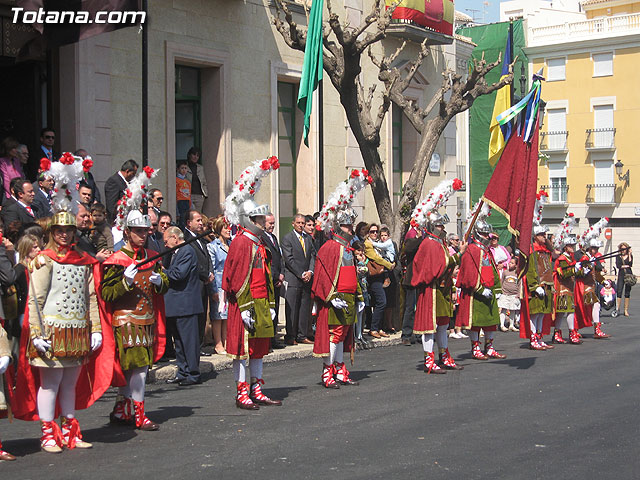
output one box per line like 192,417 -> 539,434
148,332 -> 403,383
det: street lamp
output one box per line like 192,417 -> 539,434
615,160 -> 630,183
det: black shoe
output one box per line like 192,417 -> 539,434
200,350 -> 212,357
271,342 -> 285,349
179,378 -> 202,386
402,338 -> 411,346
165,377 -> 183,384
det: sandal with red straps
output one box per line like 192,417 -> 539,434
250,379 -> 282,405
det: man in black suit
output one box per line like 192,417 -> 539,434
1,178 -> 38,226
262,213 -> 285,349
104,159 -> 138,224
163,226 -> 204,386
281,214 -> 316,345
184,209 -> 214,353
32,173 -> 54,218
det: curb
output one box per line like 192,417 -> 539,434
148,333 -> 403,384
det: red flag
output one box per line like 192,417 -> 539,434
481,117 -> 540,256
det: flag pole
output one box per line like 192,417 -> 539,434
463,199 -> 484,242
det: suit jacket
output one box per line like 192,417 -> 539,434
0,197 -> 38,226
184,229 -> 213,286
104,172 -> 127,223
262,231 -> 284,285
164,244 -> 203,317
281,230 -> 315,288
75,229 -> 97,257
31,184 -> 53,218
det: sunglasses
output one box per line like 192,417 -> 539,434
369,229 -> 378,233
156,197 -> 164,201
44,135 -> 55,139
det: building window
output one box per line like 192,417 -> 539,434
175,65 -> 201,163
392,103 -> 403,208
593,52 -> 613,77
277,81 -> 298,232
547,57 -> 566,81
550,177 -> 567,203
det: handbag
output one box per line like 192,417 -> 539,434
367,260 -> 384,276
623,273 -> 637,286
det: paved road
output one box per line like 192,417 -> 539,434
2,311 -> 639,479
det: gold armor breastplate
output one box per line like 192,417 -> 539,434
112,266 -> 156,327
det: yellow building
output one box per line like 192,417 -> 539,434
525,0 -> 640,258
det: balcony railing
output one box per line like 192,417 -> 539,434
529,13 -> 640,47
540,131 -> 568,153
586,184 -> 616,205
585,128 -> 616,151
541,184 -> 569,204
456,165 -> 466,191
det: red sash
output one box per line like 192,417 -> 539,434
337,265 -> 357,294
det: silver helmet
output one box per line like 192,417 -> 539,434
562,234 -> 578,247
126,210 -> 151,229
239,198 -> 269,228
533,224 -> 549,236
588,238 -> 603,248
335,208 -> 357,226
474,219 -> 493,235
429,212 -> 449,227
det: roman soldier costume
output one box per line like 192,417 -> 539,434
312,169 -> 371,388
456,203 -> 506,361
576,217 -> 610,339
101,168 -> 169,431
222,156 -> 282,410
410,178 -> 464,374
552,213 -> 583,345
12,154 -> 112,453
521,190 -> 555,350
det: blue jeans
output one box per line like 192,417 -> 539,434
401,287 -> 417,338
368,276 -> 387,332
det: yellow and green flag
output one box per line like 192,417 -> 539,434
488,26 -> 513,167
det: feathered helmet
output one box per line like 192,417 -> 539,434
467,201 -> 493,235
554,212 -> 577,249
317,169 -> 373,233
115,166 -> 158,230
580,217 -> 609,249
224,156 -> 280,227
411,178 -> 463,230
39,153 -> 94,227
532,189 -> 549,236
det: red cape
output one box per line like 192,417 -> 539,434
10,249 -> 115,421
101,249 -> 165,386
311,239 -> 354,357
455,242 -> 484,329
411,237 -> 448,333
574,254 -> 595,330
222,234 -> 255,359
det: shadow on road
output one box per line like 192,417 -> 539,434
348,369 -> 384,382
259,385 -> 306,402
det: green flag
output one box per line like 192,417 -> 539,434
297,0 -> 324,147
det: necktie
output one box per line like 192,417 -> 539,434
47,150 -> 52,160
26,206 -> 34,216
299,235 -> 306,255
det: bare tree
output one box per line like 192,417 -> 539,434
273,0 -> 514,244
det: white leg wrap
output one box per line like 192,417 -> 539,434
435,325 -> 448,350
37,367 -> 63,422
421,333 -> 434,353
249,358 -> 263,380
233,359 -> 247,383
592,303 -> 601,324
532,313 -> 544,333
128,366 -> 148,403
334,342 -> 344,364
329,342 -> 338,365
567,313 -> 575,330
58,366 -> 82,418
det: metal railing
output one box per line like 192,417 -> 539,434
586,184 -> 616,204
529,12 -> 640,46
541,184 -> 569,204
540,131 -> 568,152
585,128 -> 616,150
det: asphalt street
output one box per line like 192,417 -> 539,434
1,311 -> 639,479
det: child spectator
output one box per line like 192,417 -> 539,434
498,256 -> 520,332
352,241 -> 370,346
370,226 -> 396,263
176,160 -> 191,227
600,279 -> 616,309
90,203 -> 114,252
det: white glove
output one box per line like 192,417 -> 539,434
241,310 -> 255,329
574,262 -> 582,271
218,290 -> 227,314
91,332 -> 103,352
331,298 -> 348,310
124,263 -> 138,286
33,337 -> 51,354
149,271 -> 163,286
270,309 -> 276,321
481,288 -> 493,299
0,356 -> 10,374
535,286 -> 545,297
357,301 -> 365,313
311,301 -> 318,316
583,267 -> 591,275
495,293 -> 502,299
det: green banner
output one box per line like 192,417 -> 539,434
456,20 -> 528,245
